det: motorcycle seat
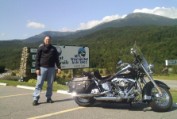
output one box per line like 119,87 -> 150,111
94,70 -> 112,81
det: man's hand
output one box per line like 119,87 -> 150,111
36,70 -> 40,75
57,69 -> 61,74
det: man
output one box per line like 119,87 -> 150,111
33,35 -> 61,106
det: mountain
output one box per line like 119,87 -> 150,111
25,31 -> 74,43
91,13 -> 177,30
1,26 -> 177,72
1,13 -> 177,72
24,13 -> 177,43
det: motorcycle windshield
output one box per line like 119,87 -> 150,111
132,44 -> 150,72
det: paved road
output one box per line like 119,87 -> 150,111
0,86 -> 177,119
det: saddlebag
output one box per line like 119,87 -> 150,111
68,77 -> 94,93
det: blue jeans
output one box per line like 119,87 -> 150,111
33,67 -> 55,101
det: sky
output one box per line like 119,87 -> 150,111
1,0 -> 177,40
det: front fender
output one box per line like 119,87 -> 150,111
142,80 -> 170,101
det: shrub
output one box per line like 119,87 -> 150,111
11,72 -> 16,76
0,66 -> 5,73
28,79 -> 37,84
55,77 -> 68,85
2,75 -> 20,81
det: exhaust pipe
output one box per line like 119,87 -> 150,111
94,97 -> 122,102
72,91 -> 109,97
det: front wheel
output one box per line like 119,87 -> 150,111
74,97 -> 95,106
150,85 -> 173,112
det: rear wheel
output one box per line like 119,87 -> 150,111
150,85 -> 173,112
74,97 -> 95,106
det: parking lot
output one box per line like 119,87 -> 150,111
0,86 -> 177,119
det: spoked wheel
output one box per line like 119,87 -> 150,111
150,85 -> 173,112
74,97 -> 95,106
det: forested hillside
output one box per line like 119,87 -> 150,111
59,26 -> 177,73
0,26 -> 177,73
0,40 -> 23,69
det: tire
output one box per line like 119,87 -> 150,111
74,97 -> 95,106
150,85 -> 173,112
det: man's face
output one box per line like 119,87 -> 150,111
44,36 -> 51,45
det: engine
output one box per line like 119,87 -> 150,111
111,78 -> 136,98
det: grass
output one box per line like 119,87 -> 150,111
170,90 -> 177,103
0,79 -> 68,91
153,74 -> 177,102
154,74 -> 177,80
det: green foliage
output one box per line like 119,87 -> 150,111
0,66 -> 5,73
66,26 -> 177,73
28,79 -> 37,84
11,72 -> 16,76
170,90 -> 177,102
172,66 -> 177,74
0,41 -> 23,70
2,75 -> 20,81
1,26 -> 177,74
154,74 -> 177,80
0,79 -> 68,91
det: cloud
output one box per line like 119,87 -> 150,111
58,7 -> 177,32
59,14 -> 126,32
27,21 -> 45,29
77,15 -> 126,30
133,7 -> 177,18
59,27 -> 75,32
78,7 -> 177,30
0,33 -> 6,37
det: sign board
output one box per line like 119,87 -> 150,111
29,45 -> 89,73
165,60 -> 177,66
55,45 -> 89,69
30,48 -> 37,73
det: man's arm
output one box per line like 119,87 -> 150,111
54,47 -> 61,74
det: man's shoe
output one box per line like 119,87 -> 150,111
47,98 -> 54,103
33,100 -> 38,106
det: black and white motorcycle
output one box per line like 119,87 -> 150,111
68,44 -> 173,112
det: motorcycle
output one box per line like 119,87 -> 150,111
68,44 -> 173,112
